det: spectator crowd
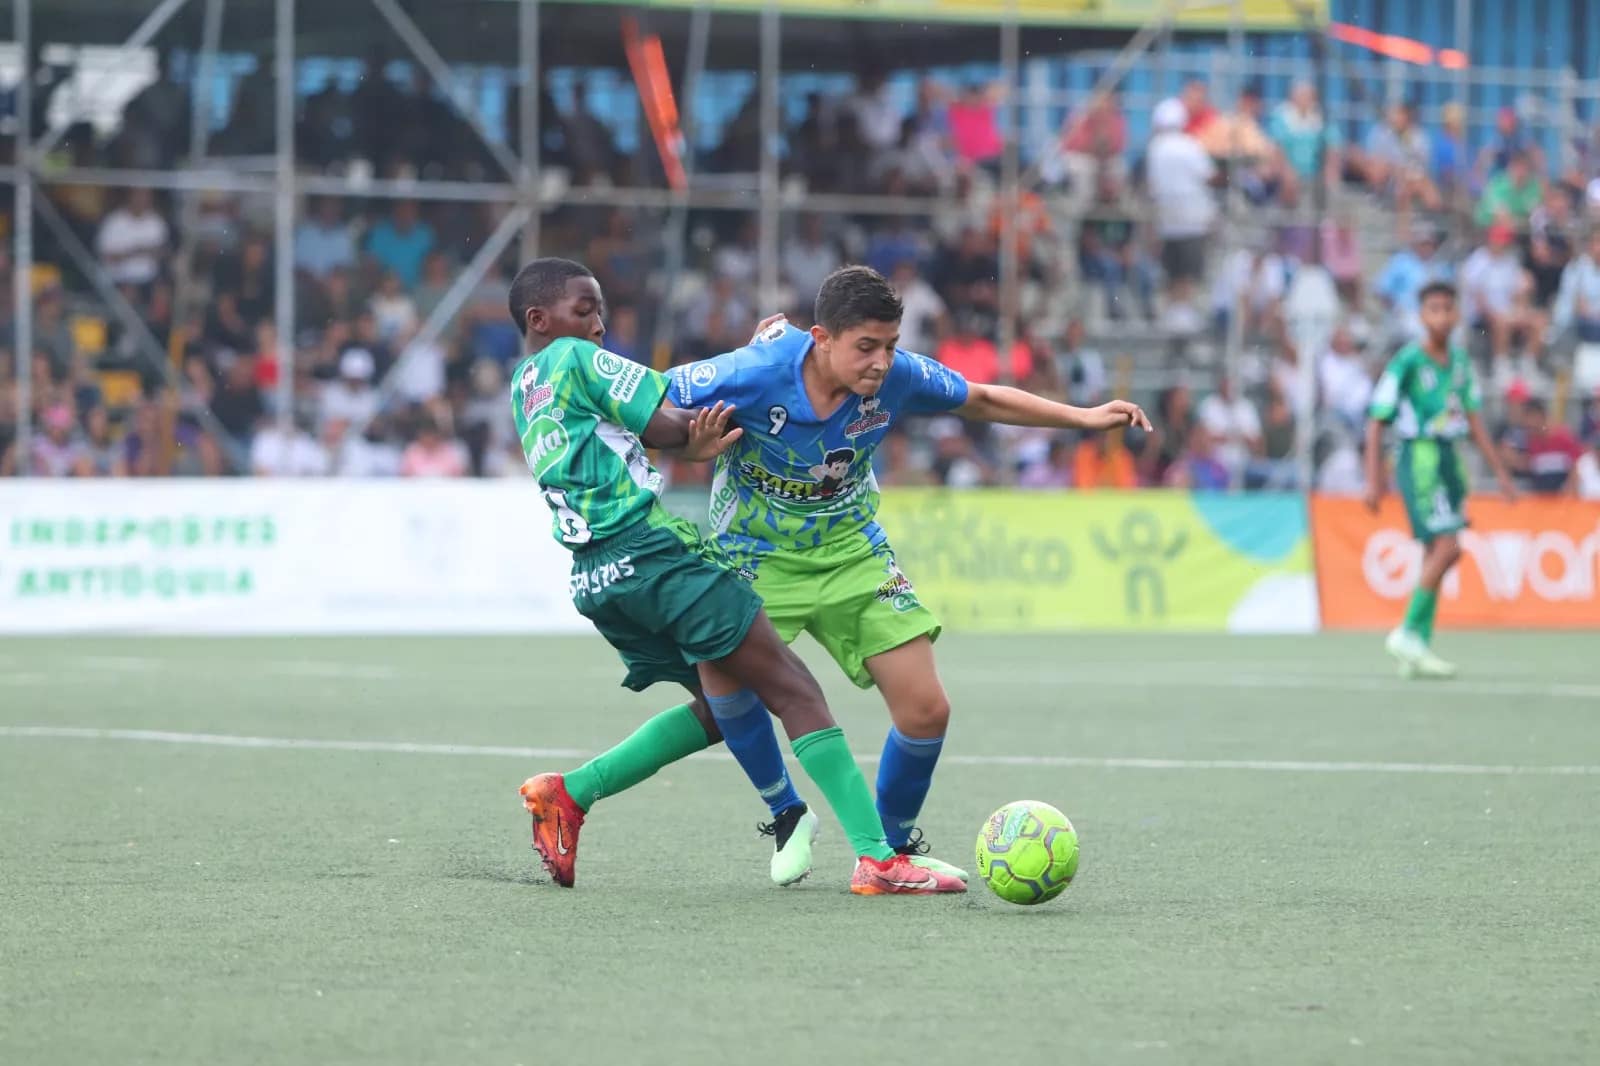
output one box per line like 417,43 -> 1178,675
4,51 -> 1600,499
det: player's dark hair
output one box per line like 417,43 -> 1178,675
823,448 -> 854,465
508,257 -> 594,334
814,265 -> 902,334
1417,281 -> 1458,305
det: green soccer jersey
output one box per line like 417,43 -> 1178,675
509,339 -> 672,548
1367,341 -> 1481,441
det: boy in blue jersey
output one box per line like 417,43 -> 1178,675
663,265 -> 1150,881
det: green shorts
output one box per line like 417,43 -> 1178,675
571,517 -> 763,692
1395,439 -> 1470,543
739,535 -> 939,689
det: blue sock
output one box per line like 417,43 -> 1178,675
876,727 -> 945,850
705,690 -> 803,818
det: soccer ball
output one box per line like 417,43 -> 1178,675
975,800 -> 1079,905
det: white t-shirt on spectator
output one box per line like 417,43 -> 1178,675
1198,392 -> 1261,475
1319,350 -> 1374,426
1212,248 -> 1287,315
321,382 -> 380,427
371,293 -> 419,343
392,338 -> 447,405
782,240 -> 839,305
896,277 -> 946,355
1146,132 -> 1216,239
1461,247 -> 1525,321
851,84 -> 904,152
1576,450 -> 1600,500
251,427 -> 330,477
336,435 -> 403,477
97,208 -> 169,285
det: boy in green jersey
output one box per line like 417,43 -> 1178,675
1364,281 -> 1517,678
509,257 -> 964,896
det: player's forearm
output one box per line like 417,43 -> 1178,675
958,384 -> 1094,429
641,404 -> 693,450
1363,420 -> 1386,489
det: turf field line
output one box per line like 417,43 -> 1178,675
3,725 -> 1598,777
969,669 -> 1600,700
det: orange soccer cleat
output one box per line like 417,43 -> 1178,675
519,773 -> 586,887
850,853 -> 967,896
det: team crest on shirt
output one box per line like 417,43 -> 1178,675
520,363 -> 554,418
844,395 -> 890,437
1419,365 -> 1437,390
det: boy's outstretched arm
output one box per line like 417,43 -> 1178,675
955,382 -> 1152,432
641,400 -> 744,461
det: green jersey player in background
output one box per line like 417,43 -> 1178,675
1364,281 -> 1517,679
667,266 -> 1150,882
508,257 -> 964,896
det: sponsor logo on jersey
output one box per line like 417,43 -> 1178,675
569,556 -> 635,599
593,349 -> 626,377
523,415 -> 571,478
609,361 -> 648,403
844,395 -> 890,437
875,563 -> 919,612
519,365 -> 555,419
690,362 -> 717,388
754,320 -> 787,344
735,565 -> 758,583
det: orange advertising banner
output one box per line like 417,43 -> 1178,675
1312,496 -> 1600,629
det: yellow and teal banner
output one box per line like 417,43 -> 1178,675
567,0 -> 1327,31
878,489 -> 1317,632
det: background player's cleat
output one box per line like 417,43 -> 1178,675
1414,648 -> 1459,679
519,773 -> 585,887
1385,627 -> 1426,677
897,828 -> 969,882
850,854 -> 967,895
759,803 -> 819,886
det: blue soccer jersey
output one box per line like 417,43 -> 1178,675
668,322 -> 969,560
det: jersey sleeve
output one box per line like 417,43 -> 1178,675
1367,352 -> 1409,423
668,348 -> 752,411
575,343 -> 670,437
894,350 -> 970,414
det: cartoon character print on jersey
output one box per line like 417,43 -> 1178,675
807,448 -> 857,499
741,445 -> 862,505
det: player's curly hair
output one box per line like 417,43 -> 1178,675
814,265 -> 903,334
508,257 -> 594,334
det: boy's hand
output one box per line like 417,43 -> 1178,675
1363,482 -> 1384,514
750,314 -> 788,343
682,402 -> 743,462
1498,474 -> 1519,504
1085,400 -> 1152,432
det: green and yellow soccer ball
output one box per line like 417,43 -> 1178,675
976,800 -> 1079,905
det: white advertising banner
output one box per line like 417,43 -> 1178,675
0,480 -> 587,634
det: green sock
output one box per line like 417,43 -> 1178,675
792,726 -> 895,861
1404,587 -> 1439,644
563,704 -> 711,812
